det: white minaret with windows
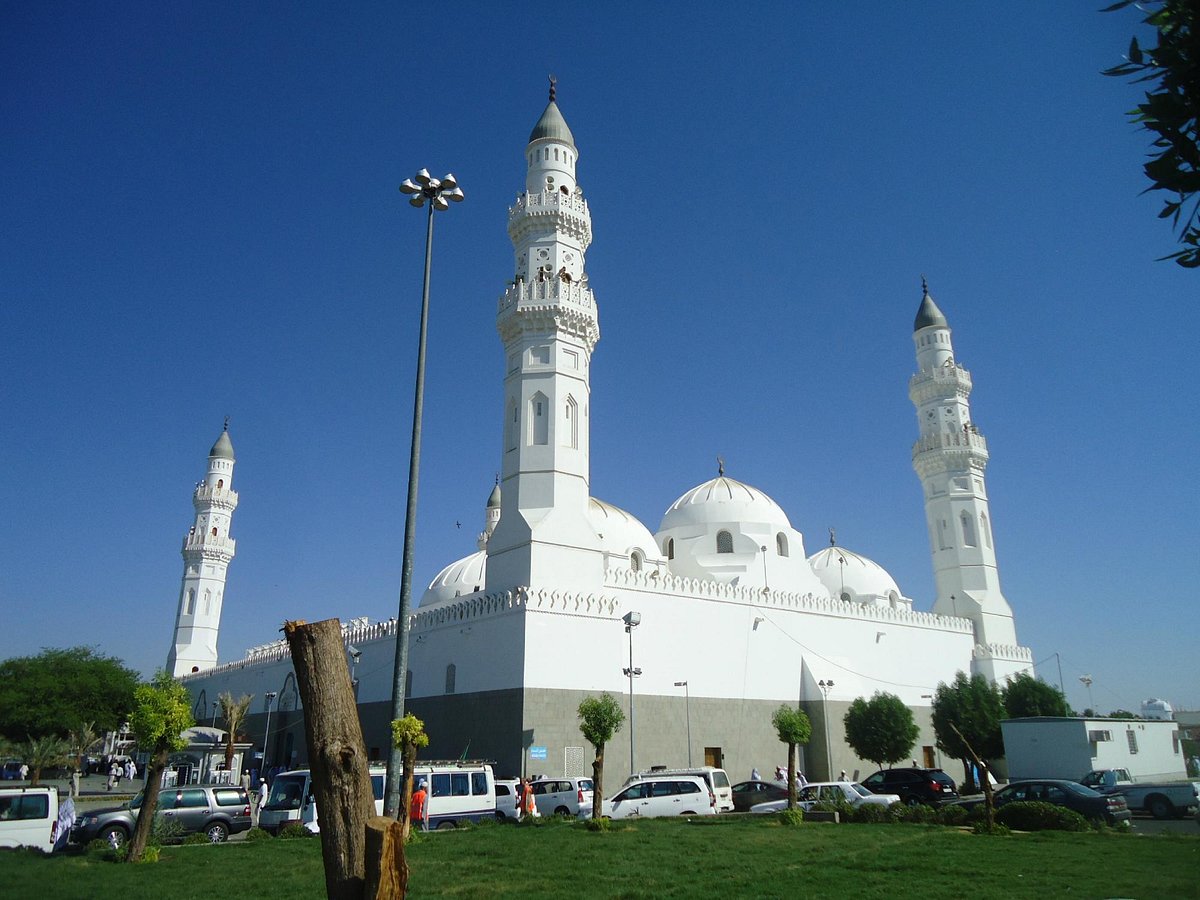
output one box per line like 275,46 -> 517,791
487,82 -> 604,591
167,423 -> 239,676
909,284 -> 1028,682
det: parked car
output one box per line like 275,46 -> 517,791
1,761 -> 24,781
731,779 -> 790,812
625,766 -> 734,813
70,784 -> 252,847
1079,768 -> 1199,820
589,775 -> 717,819
750,781 -> 901,814
0,786 -> 60,852
494,778 -> 520,821
957,779 -> 1131,826
531,776 -> 593,817
861,767 -> 958,806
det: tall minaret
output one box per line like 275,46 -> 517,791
908,282 -> 1025,681
487,81 -> 604,591
167,423 -> 239,676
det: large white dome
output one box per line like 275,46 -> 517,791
588,497 -> 660,561
808,546 -> 903,606
419,550 -> 487,608
659,476 -> 792,533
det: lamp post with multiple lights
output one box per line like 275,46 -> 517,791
384,169 -> 464,818
261,691 -> 277,779
674,680 -> 692,767
622,611 -> 642,774
818,679 -> 835,780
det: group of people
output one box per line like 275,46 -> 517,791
105,758 -> 136,791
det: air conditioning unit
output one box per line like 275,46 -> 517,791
1088,729 -> 1112,742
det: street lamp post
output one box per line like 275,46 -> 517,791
818,679 -> 835,780
622,611 -> 642,774
211,701 -> 218,729
261,691 -> 277,781
384,169 -> 464,818
673,681 -> 692,767
1079,675 -> 1094,713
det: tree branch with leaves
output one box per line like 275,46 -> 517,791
771,705 -> 812,810
125,671 -> 193,863
578,693 -> 625,819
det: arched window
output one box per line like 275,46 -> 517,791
630,551 -> 643,572
506,400 -> 518,451
216,479 -> 223,489
960,512 -> 977,547
937,519 -> 950,550
211,526 -> 218,537
665,538 -> 674,560
405,670 -> 413,699
776,533 -> 789,557
980,513 -> 992,548
563,395 -> 578,448
203,589 -> 212,615
185,588 -> 195,615
716,530 -> 733,554
445,664 -> 456,695
530,392 -> 548,445
554,148 -> 559,161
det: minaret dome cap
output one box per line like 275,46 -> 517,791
913,282 -> 948,331
209,428 -> 235,460
528,78 -> 576,149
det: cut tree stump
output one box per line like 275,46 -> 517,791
364,816 -> 409,900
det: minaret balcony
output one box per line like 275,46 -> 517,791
181,533 -> 237,558
497,277 -> 596,317
497,277 -> 600,350
909,364 -> 972,403
192,485 -> 239,511
912,429 -> 989,459
507,190 -> 592,244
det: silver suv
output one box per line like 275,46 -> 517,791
71,784 -> 252,847
531,776 -> 594,817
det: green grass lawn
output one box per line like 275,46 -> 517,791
3,818 -> 1196,899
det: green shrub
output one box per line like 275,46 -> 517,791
851,803 -> 891,824
86,838 -> 114,855
150,816 -> 186,845
776,808 -> 805,827
244,827 -> 273,842
278,823 -> 312,839
898,803 -> 939,824
994,801 -> 1089,833
937,804 -> 969,826
582,817 -> 611,832
971,820 -> 1011,836
135,845 -> 161,863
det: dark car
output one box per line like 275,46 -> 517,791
963,779 -> 1131,826
730,780 -> 790,812
862,767 -> 959,806
71,784 -> 252,847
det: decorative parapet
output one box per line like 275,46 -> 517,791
909,364 -> 973,402
508,190 -> 591,244
912,430 -> 989,458
972,642 -> 1034,663
496,278 -> 600,350
601,568 -> 974,634
181,533 -> 236,561
192,484 -> 239,511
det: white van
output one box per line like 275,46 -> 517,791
598,775 -> 716,819
0,786 -> 60,852
626,766 -> 734,813
260,766 -> 386,835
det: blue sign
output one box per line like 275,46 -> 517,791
530,746 -> 547,760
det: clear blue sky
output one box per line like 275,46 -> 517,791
3,3 -> 1196,713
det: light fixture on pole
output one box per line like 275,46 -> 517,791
1079,674 -> 1094,712
262,691 -> 277,779
348,645 -> 362,700
674,681 -> 692,767
211,701 -> 218,729
818,679 -> 835,780
384,168 -> 464,819
760,545 -> 769,594
622,611 -> 642,774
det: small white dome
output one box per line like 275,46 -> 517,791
420,550 -> 487,608
589,498 -> 659,561
808,546 -> 902,604
659,476 -> 792,533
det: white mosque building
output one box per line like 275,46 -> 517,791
175,87 -> 1033,782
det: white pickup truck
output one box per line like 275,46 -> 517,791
1080,768 -> 1200,820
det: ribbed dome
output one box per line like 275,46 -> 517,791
486,482 -> 501,509
808,546 -> 901,601
420,550 -> 487,608
914,290 -> 948,331
659,476 -> 791,532
528,100 -> 576,149
209,429 -> 235,460
588,498 -> 658,556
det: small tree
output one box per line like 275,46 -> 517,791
843,692 -> 919,769
125,671 -> 193,863
1002,673 -> 1070,719
771,705 -> 812,810
931,672 -> 1005,793
578,693 -> 625,819
390,714 -> 430,841
23,735 -> 70,786
218,691 -> 253,771
67,722 -> 101,795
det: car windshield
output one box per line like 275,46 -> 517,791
1064,782 -> 1101,797
848,783 -> 872,798
930,771 -> 954,786
266,774 -> 307,810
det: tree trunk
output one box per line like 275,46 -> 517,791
126,747 -> 168,862
364,816 -> 408,900
786,743 -> 797,809
399,742 -> 416,842
591,745 -> 604,819
285,618 -> 375,900
949,723 -> 995,828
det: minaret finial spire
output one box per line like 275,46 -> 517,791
716,455 -> 725,477
829,527 -> 837,547
921,274 -> 929,297
548,74 -> 557,102
223,415 -> 230,432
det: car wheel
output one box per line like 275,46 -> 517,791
100,825 -> 127,848
205,821 -> 229,843
554,806 -> 570,816
680,810 -> 696,816
436,820 -> 455,830
1147,796 -> 1174,820
495,811 -> 507,822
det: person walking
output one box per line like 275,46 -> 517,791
410,779 -> 428,832
18,763 -> 28,781
106,761 -> 119,791
751,767 -> 761,781
125,760 -> 136,784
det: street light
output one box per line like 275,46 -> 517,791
384,168 -> 464,818
211,701 -> 218,729
674,681 -> 692,767
262,691 -> 277,780
623,611 -> 642,774
1079,675 -> 1094,713
818,679 -> 835,780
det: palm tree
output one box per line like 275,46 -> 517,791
218,692 -> 253,771
67,721 -> 102,775
24,735 -> 70,786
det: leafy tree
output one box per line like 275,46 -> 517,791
578,693 -> 625,819
1103,0 -> 1200,267
931,672 -> 1005,791
0,647 -> 139,741
1002,673 -> 1070,719
125,671 -> 193,863
23,735 -> 70,785
218,691 -> 253,771
390,713 -> 430,840
67,721 -> 102,790
842,692 -> 919,769
771,705 -> 812,810
1107,709 -> 1139,719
